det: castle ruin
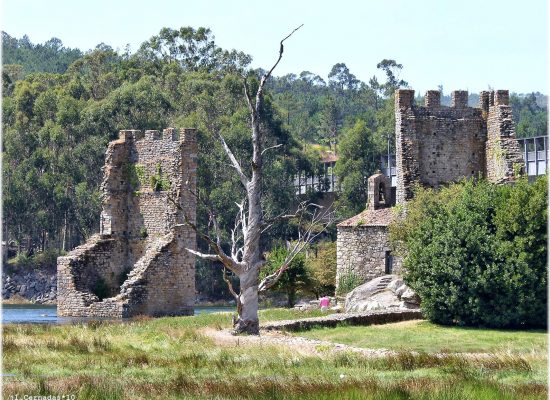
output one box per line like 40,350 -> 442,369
336,89 -> 525,290
57,128 -> 197,317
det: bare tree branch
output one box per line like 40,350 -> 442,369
168,196 -> 243,274
185,248 -> 221,262
243,78 -> 254,115
222,266 -> 242,315
214,130 -> 249,188
261,143 -> 283,156
262,24 -> 304,87
258,203 -> 336,293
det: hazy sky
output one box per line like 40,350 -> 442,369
2,0 -> 548,94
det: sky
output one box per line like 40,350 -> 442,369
1,0 -> 548,94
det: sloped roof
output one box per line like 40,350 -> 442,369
337,207 -> 395,227
320,152 -> 338,163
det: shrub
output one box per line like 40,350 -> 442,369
306,241 -> 337,297
390,176 -> 547,328
336,269 -> 361,296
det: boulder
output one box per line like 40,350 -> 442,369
345,275 -> 420,313
395,284 -> 408,298
388,278 -> 404,293
401,288 -> 421,305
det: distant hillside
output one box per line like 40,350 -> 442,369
2,31 -> 83,76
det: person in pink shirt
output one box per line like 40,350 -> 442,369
319,296 -> 330,311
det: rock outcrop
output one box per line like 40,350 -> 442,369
345,275 -> 420,313
2,269 -> 57,304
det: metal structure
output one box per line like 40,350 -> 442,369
517,135 -> 548,177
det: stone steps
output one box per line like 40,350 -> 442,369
117,233 -> 174,299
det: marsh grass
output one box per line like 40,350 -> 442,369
3,310 -> 547,399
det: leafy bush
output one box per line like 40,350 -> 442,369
7,248 -> 65,272
306,241 -> 337,297
390,177 -> 547,328
336,270 -> 361,296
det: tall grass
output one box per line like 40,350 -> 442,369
3,312 -> 546,399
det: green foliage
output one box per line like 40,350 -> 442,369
390,177 -> 547,328
334,118 -> 383,215
122,162 -> 143,189
150,163 -> 170,191
2,32 -> 83,76
6,248 -> 65,272
139,226 -> 148,238
336,270 -> 362,296
92,277 -> 110,300
261,245 -> 313,307
305,241 -> 337,297
510,93 -> 548,138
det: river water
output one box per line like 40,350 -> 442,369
1,304 -> 233,324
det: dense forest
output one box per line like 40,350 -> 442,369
2,29 -> 547,299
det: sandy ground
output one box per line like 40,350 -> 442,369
201,327 -> 395,358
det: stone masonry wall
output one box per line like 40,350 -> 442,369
395,89 -> 524,204
484,91 -> 525,183
57,128 -> 197,318
336,226 -> 402,290
395,90 -> 487,203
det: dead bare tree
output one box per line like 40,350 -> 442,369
171,24 -> 336,335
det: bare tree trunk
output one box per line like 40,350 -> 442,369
62,212 -> 67,252
234,268 -> 260,334
172,25 -> 334,336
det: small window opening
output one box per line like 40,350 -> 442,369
378,182 -> 386,204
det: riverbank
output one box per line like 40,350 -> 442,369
2,268 -> 56,304
3,308 -> 546,399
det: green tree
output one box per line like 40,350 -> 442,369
390,177 -> 547,328
306,241 -> 337,298
376,59 -> 408,96
262,246 -> 313,307
335,119 -> 383,215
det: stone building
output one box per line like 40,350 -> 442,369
57,128 -> 197,317
336,89 -> 524,290
336,172 -> 401,288
395,89 -> 524,203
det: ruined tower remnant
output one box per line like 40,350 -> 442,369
336,89 -> 525,289
57,128 -> 197,317
395,89 -> 524,204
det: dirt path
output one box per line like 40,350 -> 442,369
201,327 -> 528,361
201,327 -> 395,358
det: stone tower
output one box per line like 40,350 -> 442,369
395,89 -> 524,204
57,128 -> 197,317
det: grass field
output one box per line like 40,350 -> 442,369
296,319 -> 547,354
3,309 -> 547,399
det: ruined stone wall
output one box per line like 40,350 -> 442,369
484,91 -> 525,183
395,89 -> 524,204
395,90 -> 487,203
58,128 -> 197,318
336,226 -> 402,291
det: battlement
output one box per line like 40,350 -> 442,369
395,88 -> 524,203
58,127 -> 197,318
118,128 -> 196,143
395,89 -> 511,111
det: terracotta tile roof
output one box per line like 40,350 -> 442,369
320,152 -> 338,163
337,207 -> 395,227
